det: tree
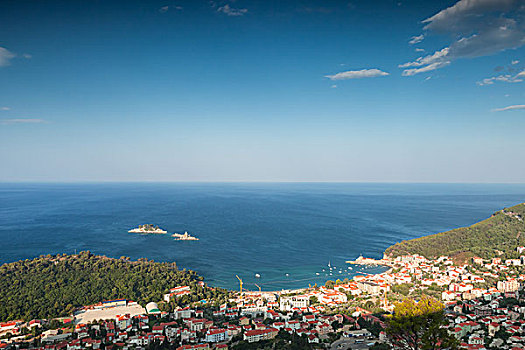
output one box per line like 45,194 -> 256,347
309,296 -> 318,304
385,295 -> 457,350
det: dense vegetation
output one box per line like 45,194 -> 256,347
0,251 -> 205,321
386,295 -> 457,350
385,203 -> 525,262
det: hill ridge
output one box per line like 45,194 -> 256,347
385,202 -> 525,263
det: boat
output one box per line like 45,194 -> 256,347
315,272 -> 320,276
255,273 -> 261,278
172,231 -> 199,241
128,224 -> 167,234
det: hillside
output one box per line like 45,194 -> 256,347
385,203 -> 525,263
0,252 -> 209,321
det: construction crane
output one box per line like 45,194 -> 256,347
236,275 -> 243,293
254,283 -> 261,292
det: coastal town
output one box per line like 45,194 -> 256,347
3,248 -> 525,350
3,0 -> 525,348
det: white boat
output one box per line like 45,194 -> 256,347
255,273 -> 261,278
316,273 -> 320,276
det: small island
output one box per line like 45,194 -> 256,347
172,231 -> 199,241
128,224 -> 167,234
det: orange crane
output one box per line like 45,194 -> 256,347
255,283 -> 261,292
236,275 -> 243,293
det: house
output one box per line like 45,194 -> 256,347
164,286 -> 191,303
307,334 -> 319,343
239,317 -> 250,326
497,279 -> 519,293
152,325 -> 164,334
174,307 -> 193,320
204,329 -> 228,343
488,322 -> 500,337
285,320 -> 300,330
243,328 -> 278,343
279,296 -> 309,311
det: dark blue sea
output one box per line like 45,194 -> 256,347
1,183 -> 524,291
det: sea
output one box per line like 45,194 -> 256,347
1,183 -> 524,291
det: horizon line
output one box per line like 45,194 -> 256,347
1,180 -> 525,185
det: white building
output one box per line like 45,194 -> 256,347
279,296 -> 309,311
497,279 -> 519,293
204,329 -> 228,343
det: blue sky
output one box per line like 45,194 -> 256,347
0,0 -> 524,182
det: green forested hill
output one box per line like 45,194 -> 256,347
0,252 -> 208,321
385,203 -> 525,262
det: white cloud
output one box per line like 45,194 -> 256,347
402,61 -> 450,76
399,48 -> 451,75
22,53 -> 32,59
512,60 -> 520,65
399,47 -> 450,68
330,84 -> 337,88
415,48 -> 425,52
477,70 -> 525,85
0,118 -> 47,125
159,5 -> 183,13
217,4 -> 248,16
422,0 -> 518,30
401,0 -> 525,75
325,68 -> 390,80
492,104 -> 525,112
0,47 -> 16,67
409,34 -> 424,45
1,107 -> 10,111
